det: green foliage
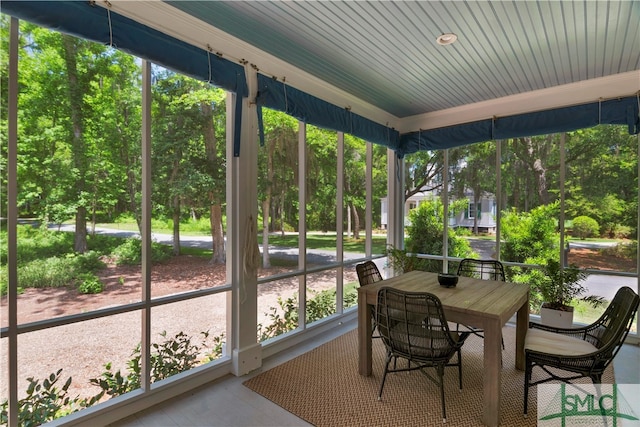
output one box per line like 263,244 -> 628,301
258,296 -> 300,340
90,331 -> 220,398
409,199 -> 473,257
519,258 -> 604,311
385,245 -> 434,273
258,286 -> 359,341
390,198 -> 475,272
500,203 -> 559,263
76,273 -> 104,294
74,250 -> 106,271
0,369 -> 102,427
306,289 -> 337,321
0,251 -> 105,295
15,257 -> 80,289
1,330 -> 224,424
0,226 -> 74,264
111,238 -> 172,265
601,241 -> 637,260
571,215 -> 599,239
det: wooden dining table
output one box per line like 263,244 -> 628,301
357,270 -> 529,427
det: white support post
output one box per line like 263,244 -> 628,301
336,132 -> 344,312
442,149 -> 449,272
228,66 -> 261,376
140,59 -> 152,391
387,149 -> 404,275
298,121 -> 307,327
365,143 -> 373,257
7,16 -> 19,427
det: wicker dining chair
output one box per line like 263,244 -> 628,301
456,258 -> 506,349
457,258 -> 505,281
376,287 -> 470,423
523,285 -> 640,417
356,261 -> 383,337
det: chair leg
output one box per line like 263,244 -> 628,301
524,359 -> 532,417
457,348 -> 463,390
378,352 -> 393,400
438,364 -> 447,423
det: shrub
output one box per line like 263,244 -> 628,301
12,252 -> 105,290
74,250 -> 106,272
0,369 -> 101,426
386,245 -> 434,273
500,203 -> 559,263
572,216 -> 599,239
90,331 -> 218,398
17,257 -> 77,289
601,240 -> 636,260
257,285 -> 359,341
0,226 -> 74,264
111,238 -> 172,265
406,199 -> 474,259
76,273 -> 104,294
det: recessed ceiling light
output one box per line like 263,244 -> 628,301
436,33 -> 458,46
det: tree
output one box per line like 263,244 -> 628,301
500,202 -> 559,263
151,70 -> 226,258
257,109 -> 298,268
451,142 -> 496,235
343,135 -> 367,239
402,198 -> 475,272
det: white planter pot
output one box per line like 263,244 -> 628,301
540,305 -> 574,328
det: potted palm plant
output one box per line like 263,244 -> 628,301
535,258 -> 605,328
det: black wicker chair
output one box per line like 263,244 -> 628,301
456,258 -> 506,349
457,258 -> 505,281
376,287 -> 470,423
523,286 -> 639,417
356,261 -> 383,337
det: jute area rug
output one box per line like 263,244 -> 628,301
243,326 -> 614,427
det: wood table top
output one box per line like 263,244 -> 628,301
358,270 -> 529,324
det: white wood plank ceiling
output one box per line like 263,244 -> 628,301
114,1 -> 640,131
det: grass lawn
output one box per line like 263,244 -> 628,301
97,222 -> 388,253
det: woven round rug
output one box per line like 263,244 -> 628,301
243,326 -> 614,427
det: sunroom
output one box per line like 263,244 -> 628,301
1,1 -> 639,426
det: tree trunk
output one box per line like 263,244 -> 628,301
62,35 -> 88,253
351,203 -> 361,240
201,101 -> 225,264
172,197 -> 181,256
473,190 -> 480,235
210,204 -> 225,263
74,207 -> 88,253
262,138 -> 276,268
262,198 -> 271,268
168,152 -> 182,256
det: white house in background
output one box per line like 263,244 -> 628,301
380,188 -> 497,234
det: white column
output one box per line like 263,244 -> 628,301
387,149 -> 404,275
228,66 -> 261,375
7,16 -> 19,427
140,59 -> 152,391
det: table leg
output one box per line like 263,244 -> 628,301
358,291 -> 372,376
515,299 -> 529,371
482,318 -> 502,427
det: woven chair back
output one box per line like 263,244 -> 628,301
356,261 -> 383,286
457,258 -> 505,281
376,287 -> 459,363
591,286 -> 639,354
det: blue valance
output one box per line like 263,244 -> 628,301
255,74 -> 400,150
2,0 -> 248,156
399,95 -> 640,157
